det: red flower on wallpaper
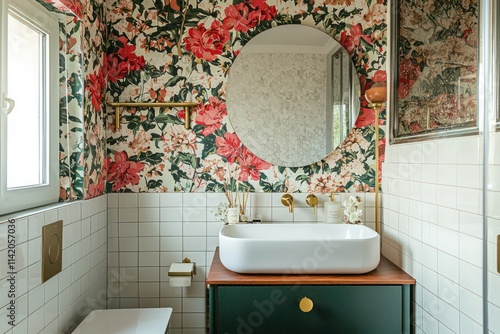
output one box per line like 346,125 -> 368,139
107,36 -> 146,83
86,69 -> 105,112
339,24 -> 372,54
223,0 -> 277,33
195,97 -> 227,136
399,58 -> 421,99
184,20 -> 230,62
216,132 -> 241,163
237,146 -> 272,182
106,151 -> 146,191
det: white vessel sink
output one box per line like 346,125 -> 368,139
219,224 -> 380,274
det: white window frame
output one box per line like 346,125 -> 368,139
0,0 -> 59,215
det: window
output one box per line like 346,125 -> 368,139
0,0 -> 59,215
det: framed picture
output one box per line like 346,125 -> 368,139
389,0 -> 480,143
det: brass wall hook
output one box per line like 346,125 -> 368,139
306,194 -> 318,215
281,194 -> 294,213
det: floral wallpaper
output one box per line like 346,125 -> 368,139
105,0 -> 388,194
397,0 -> 478,135
40,0 -> 107,200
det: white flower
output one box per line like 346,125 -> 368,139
342,196 -> 363,224
212,202 -> 229,224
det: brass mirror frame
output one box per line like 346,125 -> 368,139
389,0 -> 480,144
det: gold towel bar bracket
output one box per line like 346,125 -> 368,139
108,102 -> 198,130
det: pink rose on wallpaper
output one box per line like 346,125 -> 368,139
237,146 -> 272,182
223,0 -> 277,33
184,20 -> 229,62
216,132 -> 241,163
195,97 -> 227,136
106,151 -> 145,191
86,69 -> 105,112
340,24 -> 372,54
107,36 -> 146,82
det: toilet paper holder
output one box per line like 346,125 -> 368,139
168,257 -> 196,287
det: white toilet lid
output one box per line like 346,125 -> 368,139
72,308 -> 173,334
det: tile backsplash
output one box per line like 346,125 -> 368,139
0,196 -> 107,334
382,136 -> 487,334
107,192 -> 376,334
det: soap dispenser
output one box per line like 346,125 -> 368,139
324,193 -> 342,223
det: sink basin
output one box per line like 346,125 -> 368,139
219,223 -> 380,274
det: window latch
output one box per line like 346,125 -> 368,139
2,95 -> 15,115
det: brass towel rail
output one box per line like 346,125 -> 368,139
109,102 -> 198,130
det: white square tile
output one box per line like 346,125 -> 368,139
119,223 -> 138,238
119,237 -> 138,252
28,237 -> 41,266
422,222 -> 438,247
160,237 -> 183,252
459,261 -> 482,297
119,194 -> 138,207
138,252 -> 160,267
206,193 -> 229,207
437,227 -> 459,257
438,275 -> 459,309
183,207 -> 206,222
160,207 -> 183,222
421,164 -> 438,184
120,252 -> 138,267
139,193 -> 160,208
139,282 -> 160,297
461,312 -> 483,334
436,185 -> 457,209
183,237 -> 206,252
438,251 -> 459,281
457,187 -> 482,214
458,164 -> 481,189
421,142 -> 438,164
44,296 -> 58,326
437,165 -> 457,186
422,267 -> 438,295
183,193 -> 207,207
457,136 -> 482,165
160,222 -> 183,236
108,193 -> 119,208
27,305 -> 44,334
438,299 -> 459,333
139,208 -> 160,222
421,183 -> 437,205
159,193 -> 183,207
139,222 -> 159,236
183,222 -> 207,236
139,267 -> 159,282
422,244 -> 438,271
460,287 -> 483,325
139,237 -> 159,251
437,207 -> 459,231
459,233 -> 482,266
28,284 -> 44,315
28,214 -> 44,240
118,208 -> 139,223
437,140 -> 458,165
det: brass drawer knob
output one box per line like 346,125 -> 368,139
299,297 -> 313,313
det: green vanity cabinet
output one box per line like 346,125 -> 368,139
209,284 -> 410,334
207,249 -> 415,334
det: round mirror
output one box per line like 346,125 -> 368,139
227,25 -> 361,167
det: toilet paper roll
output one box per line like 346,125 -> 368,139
169,276 -> 192,287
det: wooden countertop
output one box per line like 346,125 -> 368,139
207,248 -> 415,286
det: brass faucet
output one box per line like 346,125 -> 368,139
306,194 -> 318,215
281,194 -> 294,213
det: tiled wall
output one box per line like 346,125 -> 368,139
382,136 -> 485,333
107,192 -> 376,334
0,196 -> 107,334
487,131 -> 500,333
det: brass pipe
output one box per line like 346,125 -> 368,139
281,194 -> 294,213
369,102 -> 384,234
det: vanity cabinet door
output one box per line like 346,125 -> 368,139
211,285 -> 406,334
